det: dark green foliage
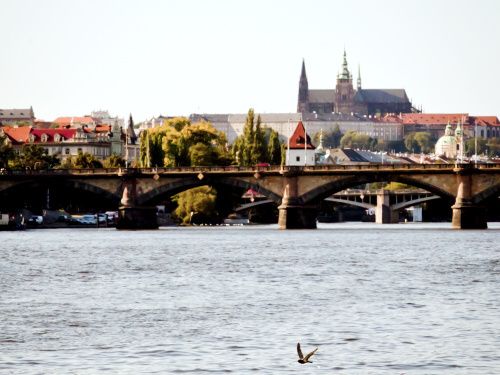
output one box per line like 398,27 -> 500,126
11,144 -> 60,169
0,134 -> 14,169
139,118 -> 230,167
340,131 -> 377,150
252,115 -> 267,164
314,124 -> 343,148
375,140 -> 406,153
404,132 -> 435,153
102,153 -> 125,168
72,151 -> 103,169
172,185 -> 217,225
267,129 -> 282,165
232,108 -> 282,166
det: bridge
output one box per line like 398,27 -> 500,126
0,163 -> 499,229
327,189 -> 440,223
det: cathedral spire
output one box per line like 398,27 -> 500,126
300,58 -> 307,81
297,59 -> 309,113
357,64 -> 362,90
338,49 -> 351,80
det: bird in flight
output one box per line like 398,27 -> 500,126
297,342 -> 318,364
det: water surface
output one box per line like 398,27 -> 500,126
1,223 -> 499,374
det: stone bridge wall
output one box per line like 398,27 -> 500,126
0,164 -> 499,229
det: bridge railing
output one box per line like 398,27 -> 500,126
1,163 -> 499,176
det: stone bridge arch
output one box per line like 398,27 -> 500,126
471,180 -> 500,205
135,175 -> 283,206
0,178 -> 121,209
298,174 -> 456,205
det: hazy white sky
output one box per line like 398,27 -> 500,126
1,0 -> 499,122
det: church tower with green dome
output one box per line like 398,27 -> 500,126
435,121 -> 463,159
335,50 -> 356,114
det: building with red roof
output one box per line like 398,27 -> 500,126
53,116 -> 97,128
379,113 -> 500,139
0,124 -> 123,162
286,121 -> 316,166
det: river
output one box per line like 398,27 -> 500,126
1,223 -> 499,374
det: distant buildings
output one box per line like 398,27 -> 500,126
1,124 -> 122,161
190,112 -> 404,146
0,107 -> 35,126
297,51 -> 414,116
0,108 -> 139,163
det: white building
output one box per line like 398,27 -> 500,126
286,121 -> 316,166
189,112 -> 403,145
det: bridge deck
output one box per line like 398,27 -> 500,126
2,163 -> 500,177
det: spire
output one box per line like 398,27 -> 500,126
339,49 -> 351,80
127,113 -> 137,145
357,64 -> 362,90
297,59 -> 309,113
300,58 -> 307,81
455,120 -> 463,137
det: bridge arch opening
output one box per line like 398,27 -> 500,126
136,176 -> 282,224
0,179 -> 120,214
301,175 -> 455,223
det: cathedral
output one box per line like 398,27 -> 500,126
297,51 -> 413,116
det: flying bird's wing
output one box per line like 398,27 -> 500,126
304,347 -> 318,361
296,342 -> 304,359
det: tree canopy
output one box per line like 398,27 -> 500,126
404,132 -> 435,153
231,108 -> 283,166
0,134 -> 14,169
172,185 -> 218,225
340,131 -> 377,150
139,118 -> 230,167
11,144 -> 60,170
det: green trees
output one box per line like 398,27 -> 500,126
464,138 -> 488,156
11,144 -> 60,169
72,151 -> 103,168
340,131 -> 377,150
314,124 -> 343,148
102,154 -> 125,168
231,108 -> 283,166
404,132 -> 434,153
0,134 -> 14,169
172,185 -> 217,225
267,129 -> 282,165
139,118 -> 229,167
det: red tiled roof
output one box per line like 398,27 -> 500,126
400,113 -> 469,125
53,116 -> 95,126
2,126 -> 32,144
94,124 -> 111,133
471,116 -> 500,126
288,121 -> 315,149
30,128 -> 77,142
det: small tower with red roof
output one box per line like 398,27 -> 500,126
286,121 -> 316,166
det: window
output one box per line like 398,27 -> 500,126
65,148 -> 70,155
296,156 -> 300,162
54,134 -> 60,142
77,148 -> 82,153
41,134 -> 48,142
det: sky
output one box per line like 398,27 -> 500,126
1,0 -> 499,122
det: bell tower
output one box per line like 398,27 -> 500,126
334,50 -> 355,114
297,59 -> 309,114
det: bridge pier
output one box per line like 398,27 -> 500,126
116,176 -> 158,230
376,190 -> 399,224
278,176 -> 317,229
451,169 -> 487,229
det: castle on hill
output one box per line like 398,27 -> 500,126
297,51 -> 414,117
